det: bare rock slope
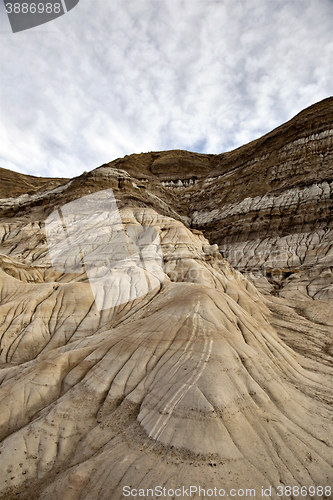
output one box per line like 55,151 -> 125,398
0,98 -> 332,500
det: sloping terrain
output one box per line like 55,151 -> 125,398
0,167 -> 68,200
0,98 -> 332,500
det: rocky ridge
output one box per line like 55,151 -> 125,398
0,98 -> 332,500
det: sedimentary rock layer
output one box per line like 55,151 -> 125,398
0,98 -> 332,499
0,208 -> 332,500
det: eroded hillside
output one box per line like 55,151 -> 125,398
0,98 -> 332,500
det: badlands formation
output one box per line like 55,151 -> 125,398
0,98 -> 332,499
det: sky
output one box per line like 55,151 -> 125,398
0,0 -> 332,179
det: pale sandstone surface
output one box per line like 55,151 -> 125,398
0,98 -> 332,499
0,208 -> 332,500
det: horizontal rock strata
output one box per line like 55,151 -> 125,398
0,98 -> 332,499
0,208 -> 332,500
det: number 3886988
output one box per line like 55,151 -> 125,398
5,3 -> 62,14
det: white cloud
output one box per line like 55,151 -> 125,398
0,0 -> 332,178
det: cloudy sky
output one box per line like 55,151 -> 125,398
0,0 -> 332,178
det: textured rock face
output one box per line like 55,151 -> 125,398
98,97 -> 333,300
0,208 -> 332,500
0,98 -> 332,499
192,180 -> 333,299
